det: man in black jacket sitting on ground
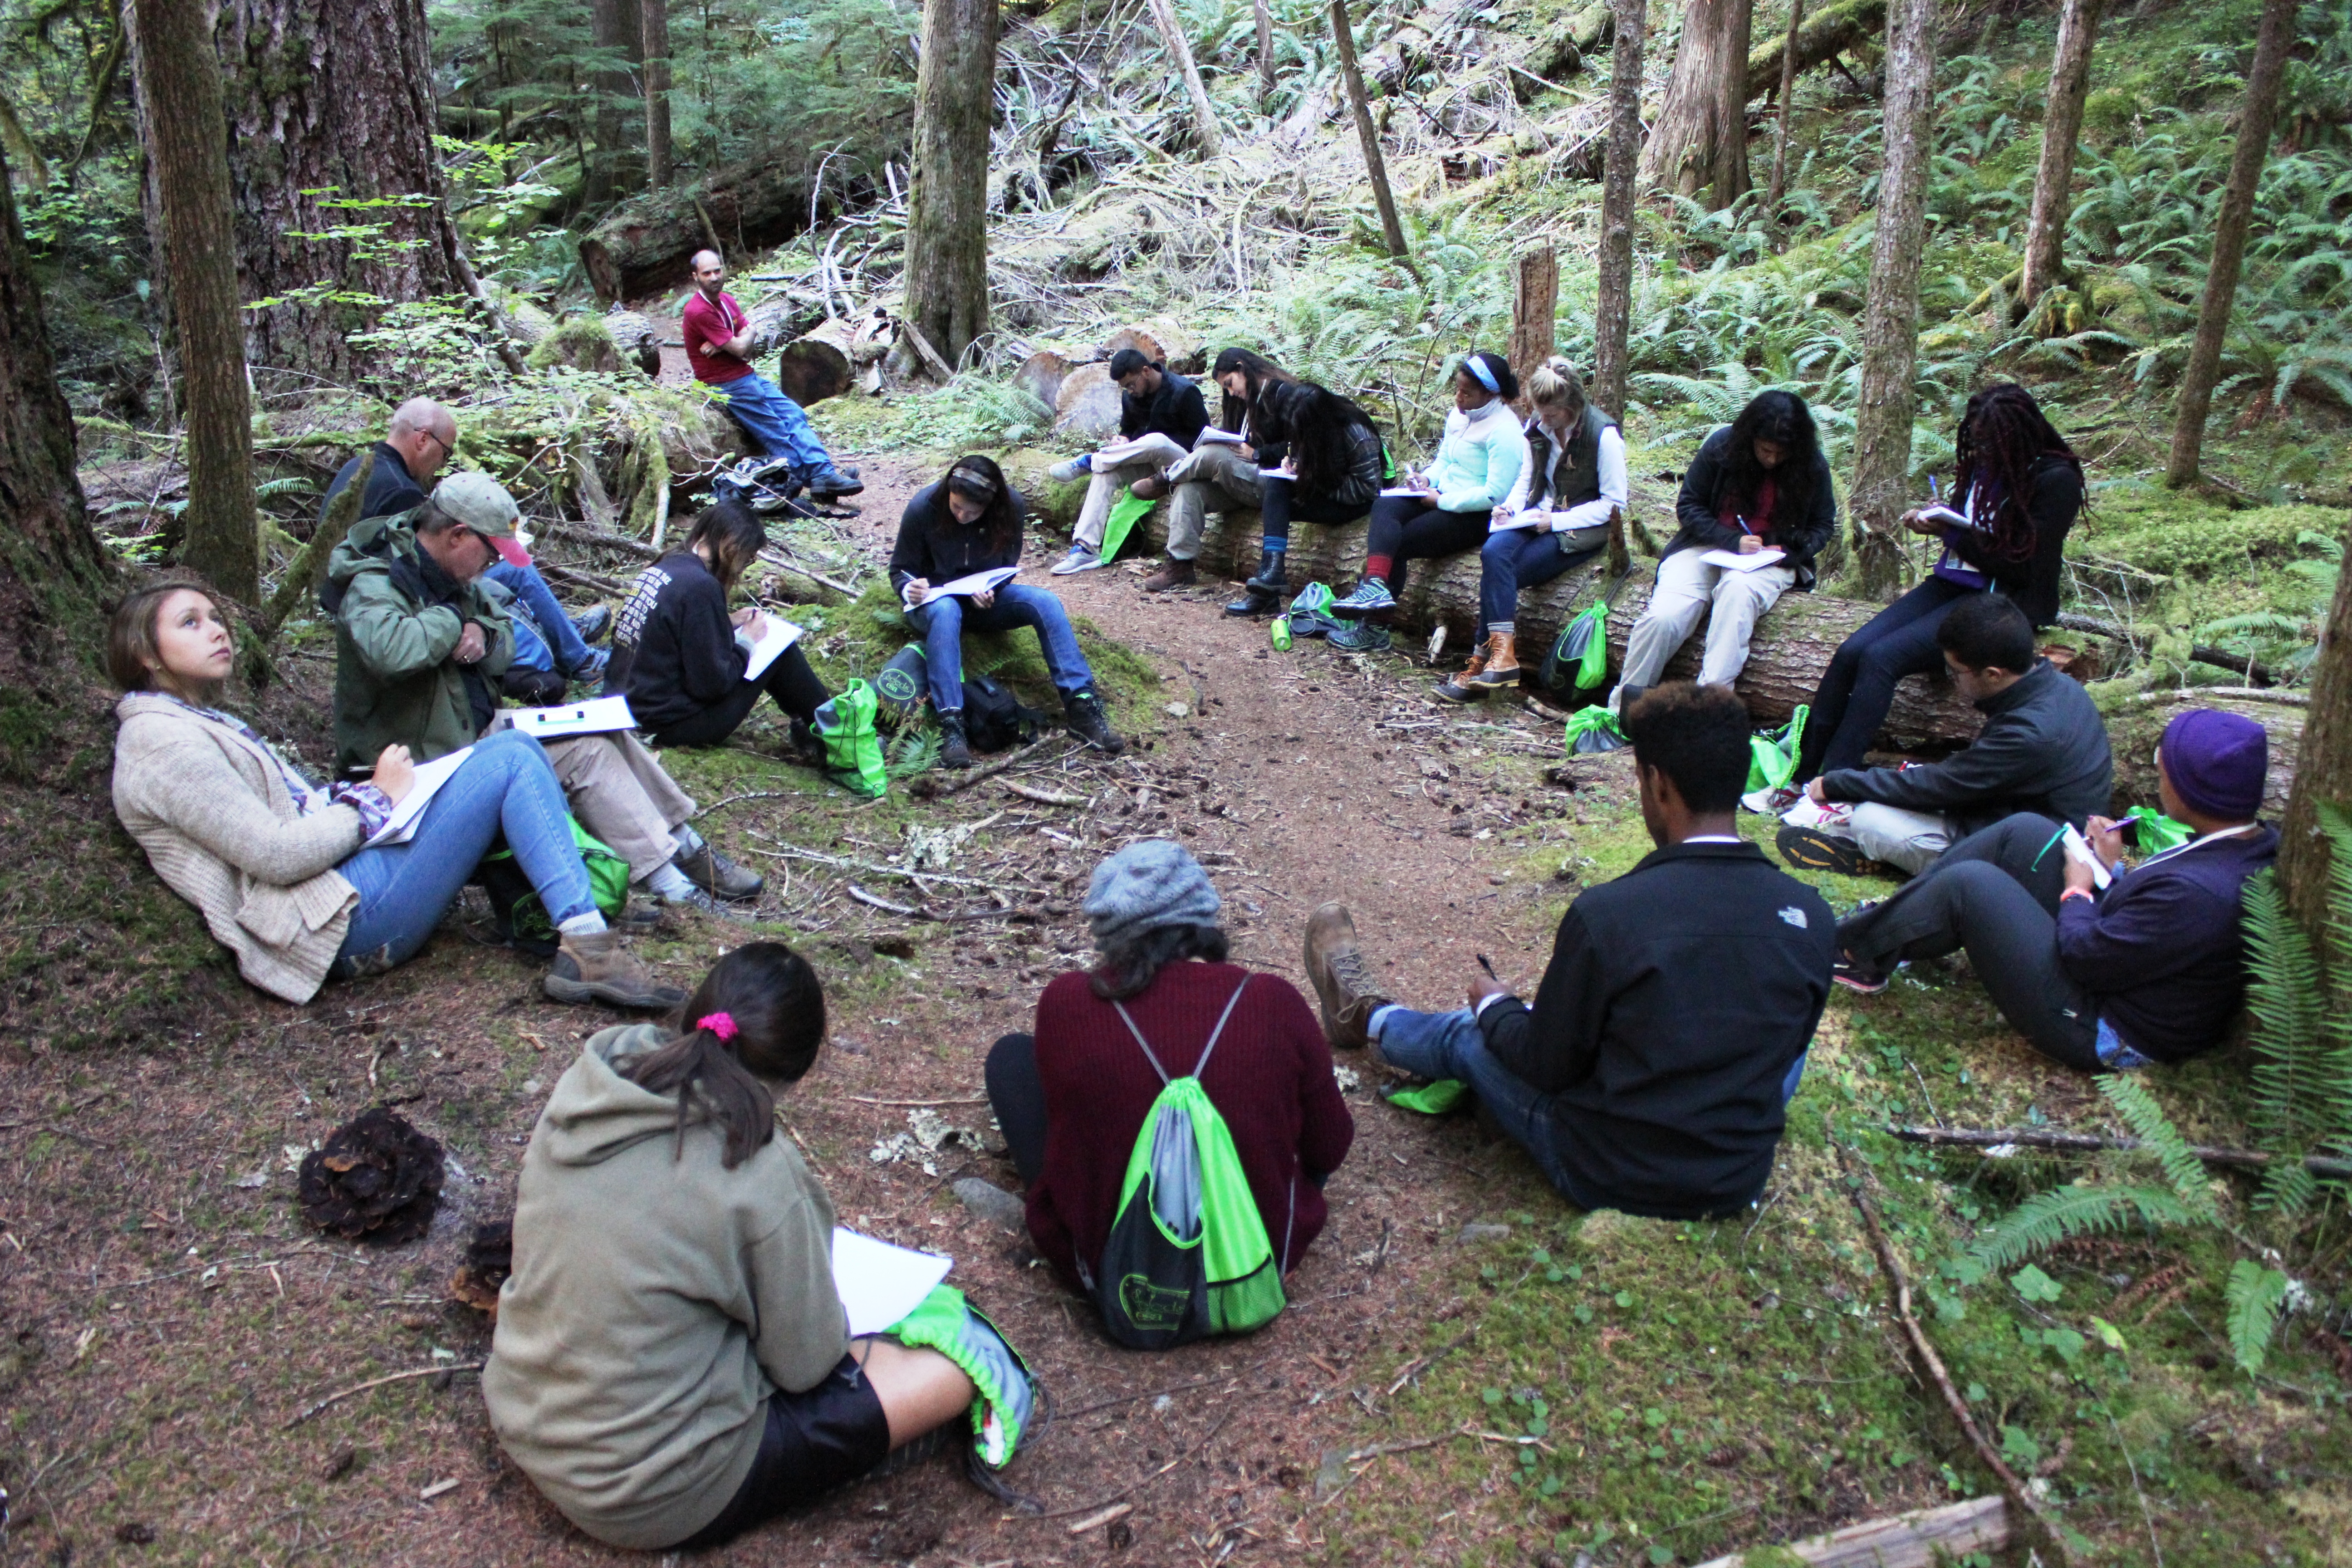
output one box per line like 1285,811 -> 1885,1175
1303,683 -> 1836,1218
1777,594 -> 2112,877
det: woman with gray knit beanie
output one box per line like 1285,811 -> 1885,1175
984,841 -> 1355,1327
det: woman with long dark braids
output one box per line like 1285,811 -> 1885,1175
489,942 -> 1039,1549
1225,378 -> 1388,616
982,841 -> 1354,1329
1786,382 -> 2085,791
1613,390 -> 1838,704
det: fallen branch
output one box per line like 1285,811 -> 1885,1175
1032,1410 -> 1234,1520
897,314 -> 958,382
257,450 -> 369,642
2120,685 -> 2307,708
1886,1122 -> 2352,1179
2056,612 -> 2275,686
1839,1149 -> 2067,1563
1386,1325 -> 1477,1395
846,1094 -> 993,1107
910,735 -> 1073,799
535,514 -> 659,560
739,833 -> 1050,897
284,1362 -> 487,1430
754,544 -> 861,598
1690,1494 -> 2008,1568
1000,779 -> 1087,807
848,883 -> 921,916
537,562 -> 632,597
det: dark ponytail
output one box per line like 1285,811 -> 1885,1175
619,941 -> 828,1168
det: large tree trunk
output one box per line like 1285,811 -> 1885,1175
588,0 -> 644,205
1592,0 -> 1645,418
0,143 -> 115,775
2019,0 -> 2104,307
580,158 -> 813,302
1847,0 -> 1936,599
131,0 -> 257,605
143,0 -> 467,386
2164,0 -> 2295,489
1331,0 -> 1413,268
2278,520 -> 2352,932
642,0 -> 673,191
1765,0 -> 1805,209
903,0 -> 1000,368
1146,0 -> 1223,158
1640,0 -> 1754,206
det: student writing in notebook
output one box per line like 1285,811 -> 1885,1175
1142,348 -> 1300,592
1223,378 -> 1388,618
1048,348 -> 1210,575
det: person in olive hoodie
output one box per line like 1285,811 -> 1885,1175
488,944 -> 1036,1550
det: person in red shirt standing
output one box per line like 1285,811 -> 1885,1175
982,841 -> 1354,1318
681,250 -> 862,502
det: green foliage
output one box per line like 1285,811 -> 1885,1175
1968,1182 -> 2200,1272
2101,1075 -> 2220,1220
2224,1259 -> 2292,1375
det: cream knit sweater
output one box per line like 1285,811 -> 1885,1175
111,693 -> 363,1004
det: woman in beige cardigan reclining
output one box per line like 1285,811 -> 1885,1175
107,582 -> 677,1010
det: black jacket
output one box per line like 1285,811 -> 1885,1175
602,552 -> 743,731
887,481 -> 1028,598
1940,454 -> 2083,627
1120,369 -> 1209,450
1818,659 -> 2113,838
1666,425 -> 1839,589
1476,839 -> 1835,1217
321,441 -> 428,524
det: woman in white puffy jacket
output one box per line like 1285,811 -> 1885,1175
1330,351 -> 1530,622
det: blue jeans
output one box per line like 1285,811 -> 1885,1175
1796,577 -> 1977,781
1371,1007 -> 1806,1204
1479,529 -> 1596,632
906,584 -> 1095,712
486,561 -> 593,677
715,372 -> 832,470
331,729 -> 594,976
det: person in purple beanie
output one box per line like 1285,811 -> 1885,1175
1828,708 -> 2278,1071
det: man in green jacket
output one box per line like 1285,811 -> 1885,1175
326,474 -> 760,915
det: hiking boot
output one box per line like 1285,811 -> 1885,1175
1330,578 -> 1396,618
1130,472 -> 1171,501
1776,824 -> 1888,878
1328,618 -> 1391,653
1833,952 -> 1891,994
564,645 -> 611,686
1047,454 -> 1094,483
1303,903 -> 1390,1050
1225,585 -> 1279,617
544,929 -> 685,1009
787,717 -> 827,767
1142,558 -> 1196,591
1610,682 -> 1649,717
675,842 -> 764,902
1434,647 -> 1491,704
571,604 -> 613,643
938,711 -> 973,769
1245,549 -> 1289,595
807,463 -> 864,499
1465,631 -> 1520,690
1049,544 -> 1102,576
1062,690 -> 1125,754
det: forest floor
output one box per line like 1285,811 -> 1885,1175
5,423 -> 2350,1568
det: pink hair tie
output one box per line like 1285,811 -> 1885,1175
697,1012 -> 739,1041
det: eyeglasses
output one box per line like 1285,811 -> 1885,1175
418,430 -> 452,461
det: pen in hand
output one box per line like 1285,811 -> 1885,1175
1476,953 -> 1499,980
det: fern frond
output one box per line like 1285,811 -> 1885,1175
2101,1077 -> 2218,1220
2225,1260 -> 2291,1375
2256,1158 -> 2318,1219
2242,869 -> 2328,1148
1969,1184 -> 2198,1271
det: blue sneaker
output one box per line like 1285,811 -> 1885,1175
1047,454 -> 1094,483
1329,578 -> 1396,618
1049,544 -> 1103,576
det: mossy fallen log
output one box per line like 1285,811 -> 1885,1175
1745,0 -> 1886,99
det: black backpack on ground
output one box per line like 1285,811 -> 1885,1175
960,673 -> 1044,754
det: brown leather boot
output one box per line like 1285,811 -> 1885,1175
1303,903 -> 1391,1049
1466,631 -> 1520,690
1142,558 -> 1196,591
1434,645 -> 1491,704
544,928 -> 686,1009
1130,472 -> 1171,500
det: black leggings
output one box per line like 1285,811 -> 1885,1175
1835,813 -> 2101,1070
1364,495 -> 1491,593
647,644 -> 831,749
985,1033 -> 1049,1185
1795,577 -> 1977,782
1260,480 -> 1371,548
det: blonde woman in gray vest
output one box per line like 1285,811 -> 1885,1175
1437,357 -> 1626,701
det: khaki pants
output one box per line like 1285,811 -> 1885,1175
1164,444 -> 1262,560
1619,548 -> 1796,690
1071,433 -> 1191,552
1847,803 -> 1953,875
534,731 -> 696,881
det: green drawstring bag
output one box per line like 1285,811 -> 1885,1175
1563,707 -> 1627,755
1543,599 -> 1613,697
883,1283 -> 1038,1472
2124,806 -> 2195,855
1099,490 -> 1156,564
1087,980 -> 1286,1349
813,679 -> 889,798
1747,705 -> 1810,794
1384,1078 -> 1468,1115
477,816 -> 632,952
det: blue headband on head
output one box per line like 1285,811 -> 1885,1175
1464,354 -> 1500,393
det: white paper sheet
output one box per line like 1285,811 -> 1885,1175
1379,486 -> 1431,498
1699,547 -> 1788,573
507,695 -> 638,741
917,566 -> 1019,606
1258,466 -> 1295,480
2060,824 -> 2114,890
363,745 -> 474,848
1488,510 -> 1549,533
1196,427 -> 1249,447
736,614 -> 808,681
832,1228 -> 954,1336
1917,502 -> 1972,530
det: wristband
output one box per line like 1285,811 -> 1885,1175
2059,887 -> 2093,904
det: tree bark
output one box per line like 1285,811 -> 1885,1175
588,0 -> 644,205
0,142 -> 115,775
903,0 -> 1000,368
1640,0 -> 1753,207
2019,0 -> 2104,307
1253,0 -> 1278,112
131,0 -> 258,605
642,0 -> 673,191
579,158 -> 814,302
1509,245 -> 1559,396
1740,0 -> 1883,99
1146,0 -> 1222,158
2164,0 -> 2296,489
1593,0 -> 1646,419
1847,0 -> 1936,600
1331,0 -> 1413,268
134,0 -> 468,386
2278,519 -> 2352,933
1765,0 -> 1805,209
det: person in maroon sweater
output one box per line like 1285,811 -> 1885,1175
984,841 -> 1354,1307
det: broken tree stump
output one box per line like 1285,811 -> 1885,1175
604,309 -> 663,378
1508,244 -> 1560,394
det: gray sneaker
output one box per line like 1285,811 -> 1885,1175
1329,579 -> 1396,618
